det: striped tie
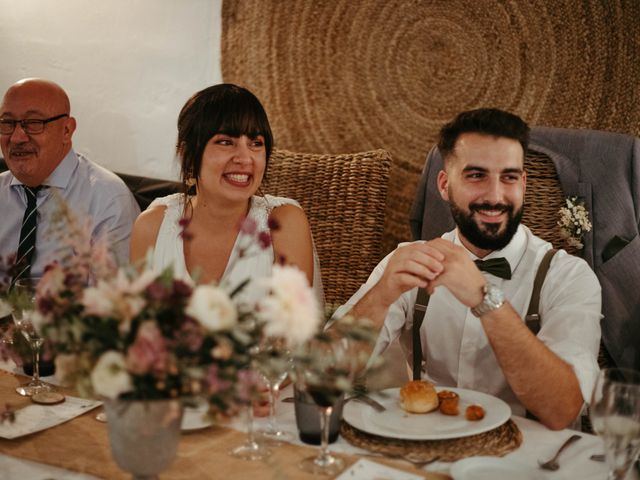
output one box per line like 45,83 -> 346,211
11,185 -> 43,286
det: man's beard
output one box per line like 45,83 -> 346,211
448,195 -> 524,251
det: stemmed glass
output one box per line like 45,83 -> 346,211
590,368 -> 640,480
255,337 -> 293,443
230,369 -> 272,461
11,278 -> 52,396
298,338 -> 353,476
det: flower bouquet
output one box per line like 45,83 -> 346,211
4,197 -> 323,476
558,196 -> 592,250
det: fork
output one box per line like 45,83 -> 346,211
538,434 -> 581,471
345,394 -> 387,412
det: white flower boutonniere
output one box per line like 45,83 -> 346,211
558,196 -> 592,249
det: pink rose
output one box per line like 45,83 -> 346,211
126,321 -> 168,375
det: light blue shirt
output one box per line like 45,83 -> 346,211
0,149 -> 140,278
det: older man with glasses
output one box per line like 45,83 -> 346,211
0,78 -> 140,283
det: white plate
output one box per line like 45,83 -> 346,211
450,456 -> 544,480
181,405 -> 213,431
342,387 -> 510,440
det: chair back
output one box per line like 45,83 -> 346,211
263,148 -> 392,308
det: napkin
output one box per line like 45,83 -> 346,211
0,396 -> 101,439
336,459 -> 425,480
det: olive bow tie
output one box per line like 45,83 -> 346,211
474,257 -> 512,280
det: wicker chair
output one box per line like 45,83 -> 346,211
262,148 -> 392,308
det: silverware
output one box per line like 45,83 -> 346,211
538,434 -> 581,471
345,394 -> 387,412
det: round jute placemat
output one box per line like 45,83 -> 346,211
221,0 -> 640,252
340,419 -> 522,462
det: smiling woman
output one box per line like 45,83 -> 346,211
129,84 -> 323,306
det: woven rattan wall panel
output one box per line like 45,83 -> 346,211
221,0 -> 640,254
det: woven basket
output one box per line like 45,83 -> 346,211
221,0 -> 640,252
262,148 -> 392,308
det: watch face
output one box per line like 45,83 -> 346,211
486,284 -> 505,307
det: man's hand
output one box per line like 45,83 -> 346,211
374,242 -> 446,308
424,238 -> 486,308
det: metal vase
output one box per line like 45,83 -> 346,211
104,399 -> 183,480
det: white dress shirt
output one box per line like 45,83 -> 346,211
335,225 -> 602,416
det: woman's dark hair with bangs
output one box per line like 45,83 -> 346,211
176,84 -> 273,190
437,108 -> 529,164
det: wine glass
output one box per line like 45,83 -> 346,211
11,278 -> 52,396
298,338 -> 353,476
590,368 -> 640,480
255,337 -> 293,444
230,369 -> 272,461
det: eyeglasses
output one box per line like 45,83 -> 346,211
0,114 -> 69,135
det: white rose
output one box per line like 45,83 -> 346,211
186,285 -> 237,331
259,265 -> 320,346
81,283 -> 114,317
90,351 -> 133,399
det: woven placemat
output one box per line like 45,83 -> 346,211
340,419 -> 522,462
222,0 -> 640,252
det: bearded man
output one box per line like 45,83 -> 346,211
334,108 -> 601,430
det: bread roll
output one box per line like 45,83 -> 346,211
399,380 -> 439,413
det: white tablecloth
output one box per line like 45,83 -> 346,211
0,364 -> 638,480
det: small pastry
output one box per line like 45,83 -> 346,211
437,390 -> 459,415
465,404 -> 486,421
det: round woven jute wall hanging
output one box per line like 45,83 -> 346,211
222,0 -> 640,254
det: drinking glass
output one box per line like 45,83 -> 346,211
230,366 -> 272,461
590,368 -> 640,480
11,278 -> 52,396
255,338 -> 293,443
298,338 -> 353,476
230,403 -> 272,461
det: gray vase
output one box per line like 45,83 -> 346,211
104,399 -> 184,480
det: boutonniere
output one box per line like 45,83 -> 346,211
557,196 -> 592,249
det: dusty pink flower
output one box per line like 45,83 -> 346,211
178,319 -> 205,352
236,369 -> 261,403
179,217 -> 193,240
37,263 -> 66,298
239,217 -> 257,235
258,265 -> 320,346
126,321 -> 169,375
257,231 -> 272,249
206,364 -> 232,395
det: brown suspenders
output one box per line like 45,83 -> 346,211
411,249 -> 558,380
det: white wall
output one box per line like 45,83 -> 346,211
0,0 -> 223,180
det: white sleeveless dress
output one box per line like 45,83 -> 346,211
148,193 -> 324,305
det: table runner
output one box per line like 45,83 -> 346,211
0,371 -> 449,479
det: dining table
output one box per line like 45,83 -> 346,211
0,362 -> 636,480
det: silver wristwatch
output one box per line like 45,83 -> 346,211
471,282 -> 505,317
